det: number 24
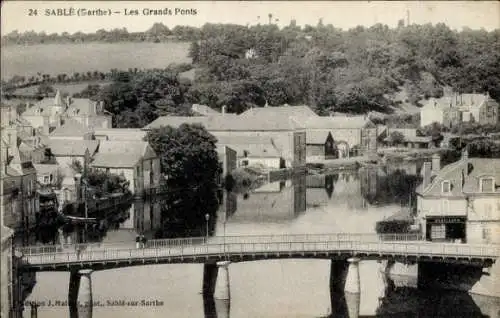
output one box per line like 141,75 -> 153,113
28,9 -> 38,16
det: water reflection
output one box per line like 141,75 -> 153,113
24,160 -> 500,318
226,175 -> 306,223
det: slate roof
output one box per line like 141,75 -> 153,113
423,94 -> 495,110
224,143 -> 281,158
302,116 -> 373,129
240,105 -> 317,118
417,158 -> 500,196
91,141 -> 155,168
93,128 -> 147,141
306,131 -> 330,144
66,99 -> 100,116
144,115 -> 303,131
49,118 -> 92,137
47,139 -> 99,156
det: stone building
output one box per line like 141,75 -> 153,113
416,151 -> 500,244
420,92 -> 498,128
21,90 -> 112,130
301,115 -> 377,159
1,126 -> 38,234
90,141 -> 161,196
144,108 -> 307,168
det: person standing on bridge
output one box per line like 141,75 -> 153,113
135,235 -> 141,249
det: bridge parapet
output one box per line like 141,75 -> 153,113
17,236 -> 499,270
16,233 -> 424,256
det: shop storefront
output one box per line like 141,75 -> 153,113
425,216 -> 467,243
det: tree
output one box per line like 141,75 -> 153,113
388,131 -> 405,146
37,83 -> 54,97
145,124 -> 221,237
145,124 -> 220,185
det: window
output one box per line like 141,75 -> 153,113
431,224 -> 446,240
480,177 -> 494,192
482,228 -> 491,242
442,181 -> 451,193
43,176 -> 50,184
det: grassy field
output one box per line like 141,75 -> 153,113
13,81 -> 113,96
1,42 -> 191,80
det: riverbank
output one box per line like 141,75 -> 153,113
306,147 -> 447,174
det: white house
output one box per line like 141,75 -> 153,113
90,141 -> 161,196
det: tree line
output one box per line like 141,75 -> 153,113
1,23 -> 197,45
186,21 -> 499,115
5,21 -> 499,124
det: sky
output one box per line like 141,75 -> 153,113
1,1 -> 499,35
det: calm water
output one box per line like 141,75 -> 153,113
23,164 -> 500,317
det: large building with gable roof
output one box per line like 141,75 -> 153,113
21,90 -> 112,130
416,150 -> 500,244
90,141 -> 161,196
144,107 -> 307,168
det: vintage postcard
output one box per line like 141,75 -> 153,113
1,1 -> 499,317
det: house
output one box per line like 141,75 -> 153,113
90,141 -> 161,196
420,92 -> 498,128
215,135 -> 283,169
379,128 -> 432,149
301,115 -> 378,159
1,126 -> 38,233
93,128 -> 147,141
45,139 -> 99,169
21,90 -> 112,130
216,145 -> 237,187
144,106 -> 308,168
49,118 -> 95,140
416,151 -> 500,244
306,131 -> 336,160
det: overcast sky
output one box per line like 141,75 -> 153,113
1,1 -> 499,35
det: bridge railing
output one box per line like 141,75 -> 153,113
16,233 -> 424,256
19,238 -> 499,266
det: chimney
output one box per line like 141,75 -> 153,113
99,101 -> 104,113
221,105 -> 226,115
56,114 -> 62,127
6,127 -> 18,155
421,162 -> 432,189
42,115 -> 50,135
462,147 -> 469,161
54,90 -> 63,106
431,153 -> 441,175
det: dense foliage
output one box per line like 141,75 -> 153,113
1,23 -> 198,45
145,124 -> 221,237
3,21 -> 499,122
185,22 -> 500,115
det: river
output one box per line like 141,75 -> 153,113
23,163 -> 500,317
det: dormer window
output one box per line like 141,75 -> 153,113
480,177 -> 495,192
442,181 -> 451,193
